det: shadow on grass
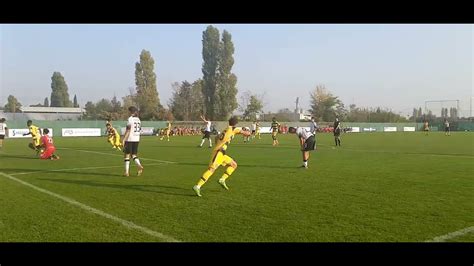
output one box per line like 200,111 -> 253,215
176,162 -> 302,169
37,177 -> 195,197
0,154 -> 39,160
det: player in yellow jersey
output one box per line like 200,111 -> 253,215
255,120 -> 261,139
106,123 -> 122,151
23,120 -> 42,155
193,116 -> 251,197
271,117 -> 280,146
160,121 -> 171,141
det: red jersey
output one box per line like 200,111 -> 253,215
41,135 -> 55,149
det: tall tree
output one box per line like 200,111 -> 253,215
239,91 -> 264,120
83,101 -> 96,119
309,85 -> 340,122
73,94 -> 79,107
135,50 -> 162,120
50,72 -> 72,107
168,80 -> 205,121
4,95 -> 22,112
216,30 -> 238,120
44,97 -> 49,107
201,25 -> 221,120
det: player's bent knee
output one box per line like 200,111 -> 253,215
231,161 -> 238,168
208,167 -> 216,173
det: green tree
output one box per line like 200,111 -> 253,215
201,25 -> 221,120
309,85 -> 340,122
50,72 -> 72,107
169,80 -> 205,121
4,95 -> 22,112
135,50 -> 162,120
216,30 -> 238,120
83,101 -> 97,119
73,94 -> 79,107
44,97 -> 49,107
239,91 -> 264,120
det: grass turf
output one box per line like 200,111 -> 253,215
0,132 -> 473,242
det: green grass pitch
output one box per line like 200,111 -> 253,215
0,132 -> 472,242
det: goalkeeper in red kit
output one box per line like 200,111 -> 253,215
39,128 -> 60,160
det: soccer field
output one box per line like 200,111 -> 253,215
0,132 -> 473,242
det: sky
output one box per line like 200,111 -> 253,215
1,24 -> 473,117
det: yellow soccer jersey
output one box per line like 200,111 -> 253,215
214,126 -> 242,153
29,125 -> 40,138
107,127 -> 118,138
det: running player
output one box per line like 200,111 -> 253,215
444,119 -> 451,136
160,121 -> 172,141
251,121 -> 257,139
0,118 -> 8,150
289,126 -> 316,168
122,106 -> 144,177
39,128 -> 59,160
106,123 -> 122,151
255,120 -> 261,139
423,120 -> 430,136
333,117 -> 341,146
310,116 -> 318,134
271,117 -> 280,146
243,126 -> 251,143
192,116 -> 251,197
23,120 -> 42,155
198,115 -> 212,148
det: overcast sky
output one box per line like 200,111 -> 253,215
1,24 -> 472,117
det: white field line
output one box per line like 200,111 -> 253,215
59,148 -> 177,164
425,226 -> 474,242
9,163 -> 166,176
0,172 -> 180,242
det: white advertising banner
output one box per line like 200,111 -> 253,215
120,127 -> 155,136
8,128 -> 53,138
349,127 -> 360,133
403,127 -> 416,132
62,128 -> 101,137
363,128 -> 377,132
384,127 -> 397,132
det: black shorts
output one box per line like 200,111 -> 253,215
202,131 -> 211,139
303,136 -> 316,151
124,141 -> 139,155
0,135 -> 4,140
251,130 -> 256,134
334,129 -> 341,137
445,127 -> 450,132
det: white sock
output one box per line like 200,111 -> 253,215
200,139 -> 205,146
125,159 -> 130,173
303,161 -> 308,167
208,138 -> 212,147
133,156 -> 142,167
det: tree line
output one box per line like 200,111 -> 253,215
2,25 -> 466,122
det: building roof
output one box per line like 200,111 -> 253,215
20,107 -> 84,113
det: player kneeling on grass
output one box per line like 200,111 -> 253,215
106,123 -> 122,151
193,116 -> 251,197
39,129 -> 59,160
288,126 -> 316,169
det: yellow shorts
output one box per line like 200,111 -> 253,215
108,135 -> 121,146
271,131 -> 278,140
33,137 -> 41,147
209,150 -> 234,169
